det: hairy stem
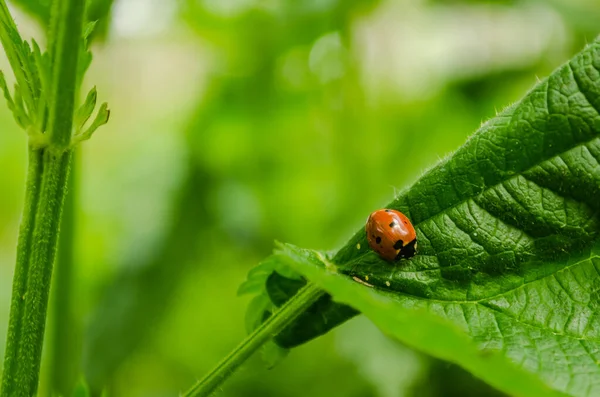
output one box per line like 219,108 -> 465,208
1,149 -> 72,396
48,150 -> 78,396
183,283 -> 324,397
0,148 -> 43,395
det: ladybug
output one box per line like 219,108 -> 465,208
366,209 -> 417,262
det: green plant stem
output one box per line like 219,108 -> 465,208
0,148 -> 43,395
48,0 -> 86,149
183,283 -> 325,397
1,148 -> 72,397
48,150 -> 78,396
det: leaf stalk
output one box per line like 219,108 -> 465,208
182,283 -> 324,397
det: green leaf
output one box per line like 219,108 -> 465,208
31,39 -> 51,101
73,102 -> 109,144
12,82 -> 30,128
240,249 -> 355,349
77,21 -> 97,91
75,86 -> 97,131
0,70 -> 26,128
0,70 -> 14,106
0,14 -> 38,114
85,0 -> 115,42
273,243 -> 568,397
238,252 -> 303,298
82,20 -> 97,41
246,40 -> 600,395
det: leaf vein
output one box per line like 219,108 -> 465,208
568,62 -> 600,117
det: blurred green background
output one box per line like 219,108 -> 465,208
0,0 -> 599,396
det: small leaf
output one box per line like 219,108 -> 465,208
17,37 -> 38,111
12,83 -> 30,128
75,86 -> 97,131
239,253 -> 312,368
74,101 -> 109,143
0,70 -> 23,127
21,39 -> 36,78
0,71 -> 13,104
245,293 -> 272,333
261,338 -> 289,368
76,21 -> 97,89
82,21 -> 98,41
31,38 -> 51,101
0,19 -> 37,111
239,252 -> 311,348
238,254 -> 302,297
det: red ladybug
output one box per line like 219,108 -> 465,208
366,209 -> 417,261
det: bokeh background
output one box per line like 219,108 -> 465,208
0,0 -> 599,396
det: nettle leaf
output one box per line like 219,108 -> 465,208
12,82 -> 31,128
77,21 -> 97,88
75,86 -> 98,131
31,39 -> 51,101
72,23 -> 111,146
73,101 -> 109,143
243,40 -> 600,396
0,70 -> 27,128
72,21 -> 111,146
272,243 -> 570,397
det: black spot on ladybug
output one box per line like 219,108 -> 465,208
393,239 -> 404,250
385,209 -> 390,212
375,236 -> 382,244
389,222 -> 395,228
396,238 -> 417,260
